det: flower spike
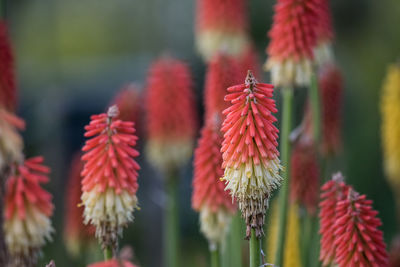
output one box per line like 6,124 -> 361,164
192,120 -> 236,247
145,57 -> 197,173
4,156 -> 53,266
195,0 -> 249,61
334,189 -> 389,267
64,153 -> 95,257
221,70 -> 282,238
265,0 -> 321,87
81,105 -> 140,252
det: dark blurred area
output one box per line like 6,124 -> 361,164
3,0 -> 400,266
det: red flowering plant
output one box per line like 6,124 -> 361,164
145,57 -> 197,173
221,70 -> 282,238
80,105 -> 140,253
319,172 -> 389,267
195,0 -> 249,61
4,156 -> 53,266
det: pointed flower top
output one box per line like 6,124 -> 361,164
334,188 -> 388,267
319,172 -> 389,267
81,106 -> 140,250
145,57 -> 197,171
265,0 -> 321,87
319,172 -> 349,266
81,105 -> 140,195
4,156 -> 53,264
221,70 -> 282,237
0,20 -> 17,111
195,0 -> 249,60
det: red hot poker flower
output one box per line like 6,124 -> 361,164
319,172 -> 349,266
63,153 -> 95,257
314,0 -> 334,65
192,120 -> 236,246
195,0 -> 249,61
204,53 -> 241,122
0,20 -> 16,111
290,137 -> 320,214
265,0 -> 320,87
81,105 -> 140,251
334,189 -> 389,267
319,64 -> 343,156
4,156 -> 53,266
221,71 -> 282,238
145,57 -> 197,172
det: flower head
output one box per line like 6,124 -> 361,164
319,64 -> 342,155
221,70 -> 282,238
192,121 -> 236,246
81,105 -> 140,251
381,64 -> 400,199
290,137 -> 320,214
204,53 -> 241,122
4,156 -> 53,266
87,259 -> 137,267
145,57 -> 197,172
265,0 -> 321,87
0,20 -> 16,111
195,0 -> 249,61
0,108 -> 25,171
319,172 -> 349,266
334,189 -> 388,267
111,83 -> 142,136
314,0 -> 334,66
63,153 -> 95,257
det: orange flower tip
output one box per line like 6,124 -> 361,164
4,157 -> 54,264
81,109 -> 140,249
221,74 -> 282,237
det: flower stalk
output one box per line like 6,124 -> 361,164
164,168 -> 179,267
275,88 -> 294,267
210,246 -> 220,267
250,228 -> 261,267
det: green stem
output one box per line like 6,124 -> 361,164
250,229 -> 261,267
301,213 -> 313,267
164,168 -> 179,267
222,212 -> 242,267
103,247 -> 113,260
309,74 -> 321,142
210,245 -> 221,267
274,88 -> 294,267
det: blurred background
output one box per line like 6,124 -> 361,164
3,0 -> 400,266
